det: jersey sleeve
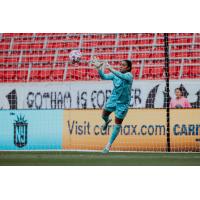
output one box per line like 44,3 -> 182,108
109,68 -> 133,82
98,69 -> 114,80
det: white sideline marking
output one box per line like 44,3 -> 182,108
0,149 -> 199,154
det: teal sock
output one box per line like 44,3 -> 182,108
109,124 -> 121,146
102,115 -> 109,123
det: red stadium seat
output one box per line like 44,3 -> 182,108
189,66 -> 200,78
86,69 -> 99,80
182,66 -> 191,78
0,33 -> 199,82
3,71 -> 16,80
169,66 -> 180,79
116,47 -> 130,52
0,43 -> 10,50
51,70 -> 64,80
30,70 -> 40,81
40,70 -> 52,80
0,71 -> 4,81
16,70 -> 28,81
142,67 -> 151,79
151,67 -> 164,79
131,67 -> 140,79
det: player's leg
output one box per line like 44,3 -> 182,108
108,117 -> 123,147
101,109 -> 112,133
103,117 -> 124,154
102,105 -> 128,154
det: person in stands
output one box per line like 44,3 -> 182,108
170,87 -> 191,108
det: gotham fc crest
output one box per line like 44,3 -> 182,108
14,115 -> 28,148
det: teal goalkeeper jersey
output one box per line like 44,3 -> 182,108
98,69 -> 133,106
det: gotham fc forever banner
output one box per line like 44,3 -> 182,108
0,80 -> 199,110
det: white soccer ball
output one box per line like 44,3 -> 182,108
69,50 -> 82,63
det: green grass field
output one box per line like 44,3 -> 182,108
0,151 -> 200,166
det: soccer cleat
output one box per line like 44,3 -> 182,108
101,119 -> 112,134
102,147 -> 110,154
102,143 -> 111,154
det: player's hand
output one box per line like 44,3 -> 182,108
104,62 -> 112,71
90,56 -> 104,70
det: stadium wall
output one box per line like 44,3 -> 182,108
0,80 -> 199,110
0,109 -> 199,151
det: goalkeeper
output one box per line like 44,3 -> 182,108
92,58 -> 133,153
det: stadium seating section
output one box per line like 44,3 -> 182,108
0,33 -> 199,82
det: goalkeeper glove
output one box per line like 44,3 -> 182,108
90,56 -> 104,70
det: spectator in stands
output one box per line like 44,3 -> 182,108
170,87 -> 191,108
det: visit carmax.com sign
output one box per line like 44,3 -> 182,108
62,109 -> 200,152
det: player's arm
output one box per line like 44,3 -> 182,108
91,57 -> 114,80
98,69 -> 114,80
107,65 -> 132,82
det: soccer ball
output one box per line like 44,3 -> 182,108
69,50 -> 82,63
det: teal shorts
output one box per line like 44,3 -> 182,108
104,103 -> 129,119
